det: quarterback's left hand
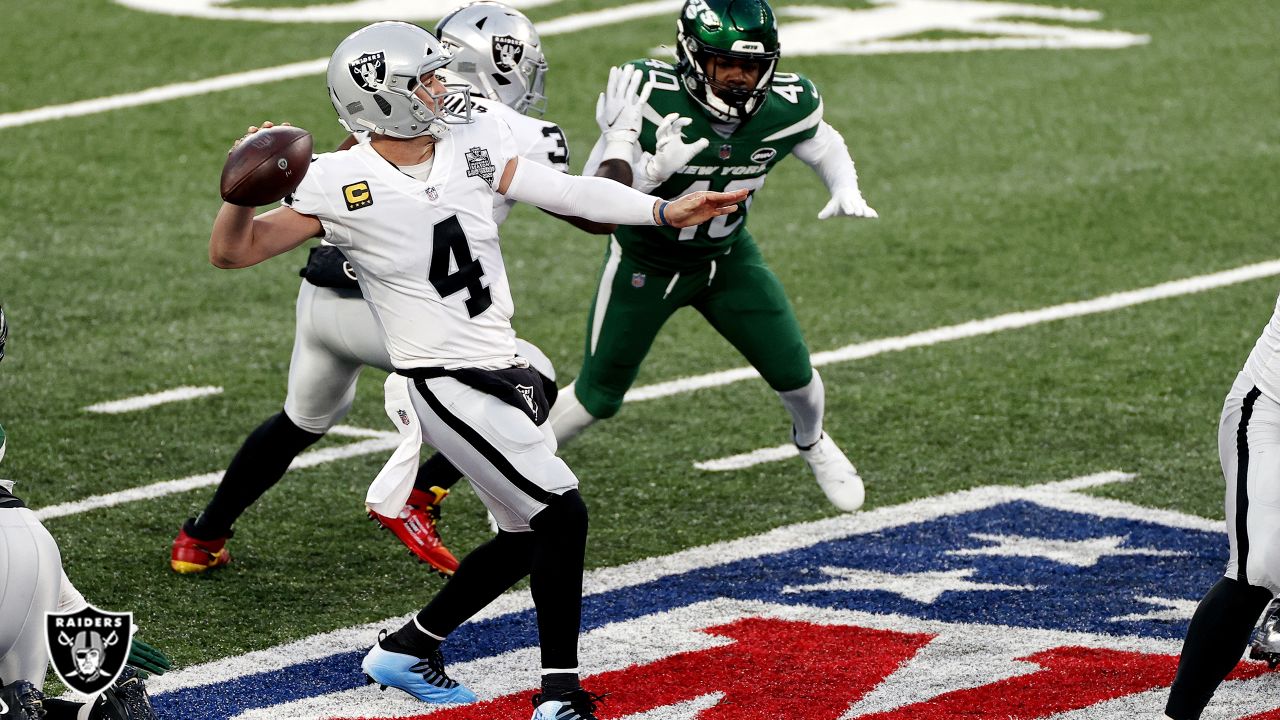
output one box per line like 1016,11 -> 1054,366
128,636 -> 173,679
818,188 -> 878,220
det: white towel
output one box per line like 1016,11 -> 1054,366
365,374 -> 422,517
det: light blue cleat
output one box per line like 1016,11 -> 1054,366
362,641 -> 478,704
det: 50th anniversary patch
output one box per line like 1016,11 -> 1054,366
147,474 -> 1280,719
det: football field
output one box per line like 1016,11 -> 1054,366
1,0 -> 1278,717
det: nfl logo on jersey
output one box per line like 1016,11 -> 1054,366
631,272 -> 645,288
718,143 -> 732,160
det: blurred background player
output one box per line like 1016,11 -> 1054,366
0,307 -> 172,720
1165,292 -> 1280,719
204,19 -> 742,718
169,1 -> 609,578
544,0 -> 877,512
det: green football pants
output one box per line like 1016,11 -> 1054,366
572,236 -> 813,419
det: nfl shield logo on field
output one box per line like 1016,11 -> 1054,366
46,604 -> 132,696
631,272 -> 646,288
719,143 -> 732,160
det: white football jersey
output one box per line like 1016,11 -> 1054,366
1244,292 -> 1280,402
353,96 -> 569,226
286,115 -> 521,371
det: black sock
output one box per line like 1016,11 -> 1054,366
192,412 -> 323,538
414,452 -> 466,493
529,490 -> 589,672
413,530 -> 536,642
541,671 -> 581,698
381,621 -> 442,657
1166,576 -> 1273,719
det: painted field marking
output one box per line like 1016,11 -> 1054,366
695,443 -> 797,471
83,385 -> 224,414
142,470 -> 1179,708
0,1 -> 679,131
34,425 -> 396,521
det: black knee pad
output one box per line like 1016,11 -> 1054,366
530,489 -> 588,537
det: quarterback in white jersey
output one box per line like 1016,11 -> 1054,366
206,20 -> 744,719
1166,293 -> 1280,719
171,1 -> 599,579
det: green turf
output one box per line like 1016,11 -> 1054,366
1,0 -> 1277,678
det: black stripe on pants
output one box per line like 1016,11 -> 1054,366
413,378 -> 554,504
1236,386 -> 1262,585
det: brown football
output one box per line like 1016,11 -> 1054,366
219,126 -> 314,207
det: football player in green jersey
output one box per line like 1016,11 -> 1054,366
548,0 -> 877,512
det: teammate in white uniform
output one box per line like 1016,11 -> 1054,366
170,2 -> 602,577
206,21 -> 744,720
1166,292 -> 1280,719
0,309 -> 170,720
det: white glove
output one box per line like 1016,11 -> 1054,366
818,187 -> 878,220
638,113 -> 710,191
595,65 -> 651,161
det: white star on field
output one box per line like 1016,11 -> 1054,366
946,532 -> 1186,568
782,566 -> 1038,605
1108,596 -> 1199,623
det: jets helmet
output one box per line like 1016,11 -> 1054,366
435,2 -> 549,115
327,21 -> 472,139
675,0 -> 780,122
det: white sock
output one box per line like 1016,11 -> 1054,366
549,387 -> 599,446
778,371 -> 824,448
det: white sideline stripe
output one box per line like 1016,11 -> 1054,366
0,1 -> 680,131
83,386 -> 224,414
627,258 -> 1280,403
147,470 -> 1165,698
35,432 -> 397,521
694,443 -> 797,471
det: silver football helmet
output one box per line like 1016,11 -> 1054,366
1250,597 -> 1280,669
435,2 -> 548,115
327,21 -> 472,139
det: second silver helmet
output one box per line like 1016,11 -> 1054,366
436,2 -> 548,115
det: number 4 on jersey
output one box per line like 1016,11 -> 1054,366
429,215 -> 492,318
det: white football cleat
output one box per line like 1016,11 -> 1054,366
798,434 -> 865,512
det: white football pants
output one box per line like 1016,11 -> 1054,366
1221,371 -> 1280,595
0,508 -> 62,686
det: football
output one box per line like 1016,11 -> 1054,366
219,126 -> 313,207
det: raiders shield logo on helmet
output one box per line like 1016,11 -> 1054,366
46,605 -> 133,696
491,35 -> 523,72
349,51 -> 386,93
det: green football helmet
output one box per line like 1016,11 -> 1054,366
675,0 -> 780,122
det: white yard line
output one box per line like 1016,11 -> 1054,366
684,260 -> 1280,470
0,1 -> 680,131
35,428 -> 397,521
642,258 -> 1280,403
83,385 -> 224,414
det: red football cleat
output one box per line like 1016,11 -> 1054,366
170,521 -> 232,574
371,487 -> 459,576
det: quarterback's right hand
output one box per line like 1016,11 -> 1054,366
639,113 -> 709,190
230,120 -> 291,154
595,65 -> 651,147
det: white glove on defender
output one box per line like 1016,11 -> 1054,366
596,65 -> 651,161
818,187 -> 878,220
637,113 -> 710,191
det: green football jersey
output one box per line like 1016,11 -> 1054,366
614,58 -> 824,272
